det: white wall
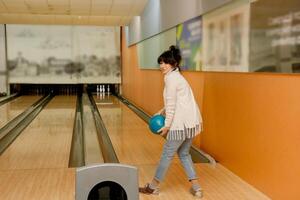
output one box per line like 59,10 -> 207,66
0,25 -> 8,94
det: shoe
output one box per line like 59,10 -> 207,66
139,183 -> 159,195
190,187 -> 203,198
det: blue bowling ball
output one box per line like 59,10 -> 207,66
149,115 -> 165,134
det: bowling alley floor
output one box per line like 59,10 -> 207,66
0,168 -> 75,200
138,163 -> 270,200
0,163 -> 270,200
0,96 -> 76,200
0,95 -> 271,200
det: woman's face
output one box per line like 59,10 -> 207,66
159,62 -> 172,74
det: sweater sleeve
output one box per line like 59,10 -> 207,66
164,78 -> 177,127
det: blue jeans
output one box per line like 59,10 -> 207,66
154,138 -> 198,181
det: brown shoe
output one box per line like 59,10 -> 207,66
139,183 -> 159,195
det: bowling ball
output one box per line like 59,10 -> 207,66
149,115 -> 165,134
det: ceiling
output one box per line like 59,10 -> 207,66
0,0 -> 148,25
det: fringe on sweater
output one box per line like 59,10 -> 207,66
167,124 -> 201,140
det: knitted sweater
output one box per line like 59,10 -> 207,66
163,68 -> 202,140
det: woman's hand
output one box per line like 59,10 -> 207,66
155,108 -> 166,116
158,126 -> 169,137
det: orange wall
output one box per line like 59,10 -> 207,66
121,29 -> 300,200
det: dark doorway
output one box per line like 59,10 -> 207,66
88,181 -> 127,200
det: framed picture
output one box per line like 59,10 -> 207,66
203,1 -> 250,72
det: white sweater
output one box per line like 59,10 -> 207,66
163,68 -> 202,140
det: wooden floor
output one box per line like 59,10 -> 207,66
82,94 -> 104,165
0,95 -> 41,129
95,95 -> 271,200
0,168 -> 74,200
0,95 -> 271,200
138,164 -> 270,200
0,96 -> 76,200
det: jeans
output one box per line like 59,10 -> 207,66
154,138 -> 198,181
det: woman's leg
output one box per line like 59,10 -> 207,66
177,138 -> 202,197
139,139 -> 184,194
177,138 -> 198,180
153,139 -> 184,182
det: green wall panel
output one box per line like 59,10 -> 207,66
137,28 -> 176,69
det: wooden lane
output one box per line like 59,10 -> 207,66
0,95 -> 42,129
96,95 -> 270,200
0,96 -> 76,170
94,95 -> 170,166
0,168 -> 75,200
83,94 -> 104,165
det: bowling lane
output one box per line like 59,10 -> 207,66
83,94 -> 104,165
94,95 -> 180,166
0,96 -> 76,170
0,95 -> 42,129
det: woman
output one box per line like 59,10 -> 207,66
139,45 -> 203,198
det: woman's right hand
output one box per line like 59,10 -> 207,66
158,126 -> 169,137
155,108 -> 165,116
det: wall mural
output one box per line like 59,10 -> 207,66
7,25 -> 120,84
176,16 -> 202,71
202,1 -> 249,72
